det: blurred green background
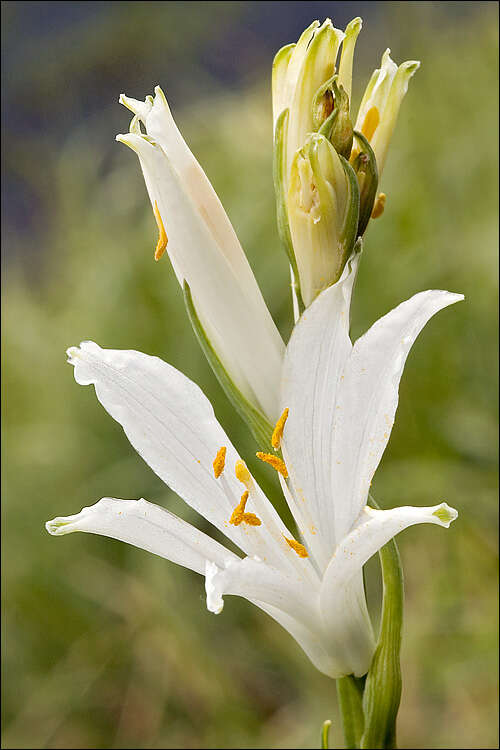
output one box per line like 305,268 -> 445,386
2,2 -> 498,748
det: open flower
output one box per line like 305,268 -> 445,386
46,251 -> 461,678
117,87 -> 285,427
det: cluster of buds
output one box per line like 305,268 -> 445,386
273,18 -> 419,310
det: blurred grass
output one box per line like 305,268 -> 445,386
2,2 -> 498,748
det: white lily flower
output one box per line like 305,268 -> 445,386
46,255 -> 462,679
116,87 -> 285,425
354,49 -> 420,178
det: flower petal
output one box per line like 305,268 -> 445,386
319,501 -> 458,677
204,556 -> 319,631
257,601 -> 353,679
280,250 -> 360,569
337,17 -> 362,103
46,497 -> 237,574
355,49 -> 419,176
66,342 -> 291,565
321,502 -> 458,599
331,290 -> 464,540
115,130 -> 284,422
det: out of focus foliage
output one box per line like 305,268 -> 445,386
2,2 -> 498,748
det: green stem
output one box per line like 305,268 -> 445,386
336,675 -> 365,748
321,719 -> 332,749
361,497 -> 404,749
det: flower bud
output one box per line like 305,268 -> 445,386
354,49 -> 420,177
272,19 -> 345,186
287,134 -> 359,307
317,78 -> 353,159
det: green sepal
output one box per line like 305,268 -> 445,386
183,281 -> 274,449
352,131 -> 379,237
316,78 -> 354,159
321,719 -> 332,749
273,108 -> 304,313
339,155 -> 361,263
336,674 -> 366,749
360,496 -> 404,749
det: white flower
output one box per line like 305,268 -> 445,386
46,253 -> 461,678
116,87 -> 285,425
354,49 -> 420,178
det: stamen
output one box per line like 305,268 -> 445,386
212,446 -> 227,478
271,408 -> 289,450
371,192 -> 386,219
229,491 -> 261,527
235,460 -> 251,486
256,452 -> 288,478
284,536 -> 309,558
153,201 -> 168,261
361,106 -> 380,141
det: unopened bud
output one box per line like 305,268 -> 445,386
287,134 -> 359,307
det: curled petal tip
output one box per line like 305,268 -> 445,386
45,517 -> 74,536
432,503 -> 458,528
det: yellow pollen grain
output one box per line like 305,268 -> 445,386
235,460 -> 251,485
371,192 -> 386,219
361,106 -> 380,141
256,452 -> 288,478
271,408 -> 289,450
153,201 -> 168,261
284,536 -> 309,558
212,446 -> 226,478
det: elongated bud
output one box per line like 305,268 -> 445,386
355,49 -> 420,177
272,19 -> 345,189
287,134 -> 359,307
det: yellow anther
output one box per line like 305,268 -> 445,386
235,460 -> 251,485
212,446 -> 226,479
256,452 -> 288,479
229,491 -> 261,527
361,106 -> 380,142
284,536 -> 309,558
153,200 -> 168,261
371,192 -> 386,219
241,513 -> 262,527
271,408 -> 289,450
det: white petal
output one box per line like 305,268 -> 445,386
355,48 -> 398,132
280,251 -> 360,569
321,502 -> 458,597
319,570 -> 375,678
337,17 -> 362,103
146,87 -> 279,320
115,130 -> 284,421
46,497 -> 237,574
204,556 -> 319,631
66,342 -> 289,563
257,601 -> 352,679
331,290 -> 464,540
119,93 -> 153,123
272,43 -> 295,129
